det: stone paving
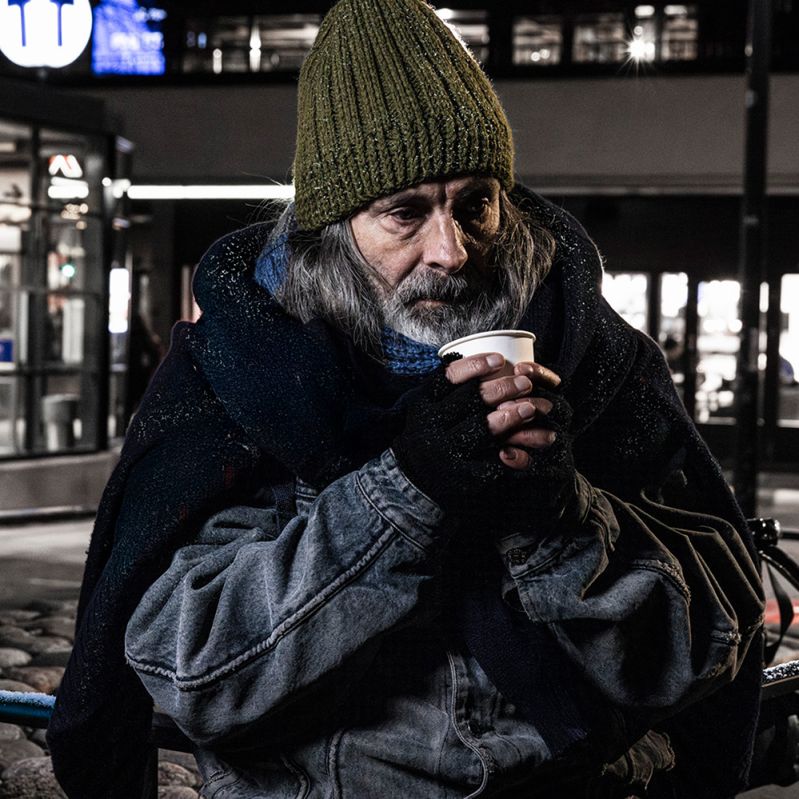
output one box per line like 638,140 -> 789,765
0,519 -> 202,799
0,594 -> 202,798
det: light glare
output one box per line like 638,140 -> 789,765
628,36 -> 655,61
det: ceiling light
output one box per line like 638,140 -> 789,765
126,184 -> 296,200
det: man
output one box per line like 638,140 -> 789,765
48,1 -> 765,797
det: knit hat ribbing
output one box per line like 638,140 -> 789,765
293,0 -> 514,231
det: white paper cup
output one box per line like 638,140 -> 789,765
438,330 -> 535,370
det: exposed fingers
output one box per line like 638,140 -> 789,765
486,400 -> 538,437
496,397 -> 554,415
445,353 -> 506,384
479,375 -> 532,407
513,361 -> 562,388
504,428 -> 557,449
499,446 -> 530,470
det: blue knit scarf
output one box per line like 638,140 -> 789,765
255,231 -> 441,376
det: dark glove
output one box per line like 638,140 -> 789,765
393,364 -> 579,534
392,366 -> 501,513
482,389 -> 580,537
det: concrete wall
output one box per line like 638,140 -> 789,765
0,450 -> 118,512
77,74 -> 799,190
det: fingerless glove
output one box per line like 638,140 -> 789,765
392,367 -> 502,513
490,389 -> 580,536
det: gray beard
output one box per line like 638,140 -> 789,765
375,265 -> 520,347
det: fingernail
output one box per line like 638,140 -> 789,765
547,431 -> 557,443
513,376 -> 530,391
540,366 -> 562,386
486,353 -> 504,368
516,363 -> 534,375
518,403 -> 535,419
502,447 -> 517,460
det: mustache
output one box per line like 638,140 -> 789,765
392,268 -> 489,306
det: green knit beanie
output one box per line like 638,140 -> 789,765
293,0 -> 514,231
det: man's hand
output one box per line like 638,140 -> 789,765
444,354 -> 562,470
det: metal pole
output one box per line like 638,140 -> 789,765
682,273 -> 700,421
732,0 -> 772,518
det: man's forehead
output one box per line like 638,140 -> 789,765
370,176 -> 500,209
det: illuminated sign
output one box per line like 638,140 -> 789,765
92,0 -> 166,76
0,339 -> 14,364
0,0 -> 93,68
48,153 -> 84,179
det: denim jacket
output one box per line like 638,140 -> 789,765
125,449 -> 763,799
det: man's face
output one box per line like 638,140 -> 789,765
349,176 -> 503,345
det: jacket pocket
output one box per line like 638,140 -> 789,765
198,752 -> 310,799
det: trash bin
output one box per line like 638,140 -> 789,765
41,394 -> 79,450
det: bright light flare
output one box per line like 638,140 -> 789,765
627,36 -> 656,62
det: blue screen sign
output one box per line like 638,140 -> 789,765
92,0 -> 166,76
0,339 -> 14,363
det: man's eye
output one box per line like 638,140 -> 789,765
460,198 -> 489,220
390,207 -> 422,223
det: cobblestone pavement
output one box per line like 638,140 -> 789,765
0,519 -> 199,798
2,482 -> 799,798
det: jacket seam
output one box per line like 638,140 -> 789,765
127,524 -> 399,689
355,471 -> 431,553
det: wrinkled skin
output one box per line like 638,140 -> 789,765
350,176 -> 562,470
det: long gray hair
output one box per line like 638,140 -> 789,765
270,191 -> 555,354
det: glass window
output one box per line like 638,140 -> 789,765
46,213 -> 102,293
182,50 -> 213,73
0,119 -> 110,458
183,17 -> 210,72
254,14 -> 321,72
0,288 -> 21,370
207,47 -> 248,74
779,274 -> 799,426
184,14 -> 323,74
602,271 -> 649,331
184,16 -> 250,73
434,9 -> 489,63
208,17 -> 250,50
0,120 -> 32,210
573,12 -> 627,64
662,4 -> 699,61
629,5 -> 657,63
0,375 -> 24,455
44,294 -> 87,366
695,279 -> 740,422
0,227 -> 22,289
40,371 -> 97,451
39,129 -> 104,214
659,271 -> 688,384
512,16 -> 562,66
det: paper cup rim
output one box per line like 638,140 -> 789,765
437,330 -> 536,358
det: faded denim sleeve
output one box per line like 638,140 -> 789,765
497,473 -> 764,716
124,449 -> 444,747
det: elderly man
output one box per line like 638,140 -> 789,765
48,1 -> 764,797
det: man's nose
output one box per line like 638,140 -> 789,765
423,214 -> 468,273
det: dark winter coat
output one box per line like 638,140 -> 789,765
47,188 -> 764,798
